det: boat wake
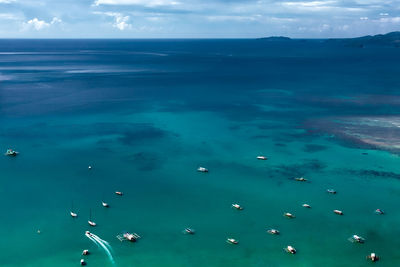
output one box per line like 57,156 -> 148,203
85,231 -> 115,265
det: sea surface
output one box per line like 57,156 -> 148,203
1,39 -> 400,267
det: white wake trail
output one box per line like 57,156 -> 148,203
85,232 -> 115,265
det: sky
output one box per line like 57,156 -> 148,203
0,0 -> 399,38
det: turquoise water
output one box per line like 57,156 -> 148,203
1,40 -> 400,266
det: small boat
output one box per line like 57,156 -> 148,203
375,209 -> 384,215
284,212 -> 295,218
226,238 -> 239,244
197,167 -> 209,172
267,229 -> 280,235
4,149 -> 18,156
80,259 -> 86,266
88,209 -> 96,227
327,189 -> 337,194
257,156 -> 268,160
333,209 -> 343,215
115,191 -> 123,196
102,201 -> 109,208
367,252 -> 379,262
284,245 -> 296,254
70,211 -> 78,218
116,232 -> 141,242
302,204 -> 311,208
184,228 -> 195,234
232,203 -> 244,210
295,177 -> 307,182
82,249 -> 89,255
349,234 -> 365,243
88,166 -> 92,170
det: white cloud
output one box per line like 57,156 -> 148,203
22,17 -> 62,31
93,0 -> 180,7
0,0 -> 16,3
360,17 -> 368,20
93,12 -> 132,30
0,13 -> 19,20
380,17 -> 400,23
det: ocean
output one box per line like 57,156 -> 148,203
1,39 -> 400,266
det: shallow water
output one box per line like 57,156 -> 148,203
1,39 -> 400,266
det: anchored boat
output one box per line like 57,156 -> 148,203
333,209 -> 343,215
256,155 -> 268,160
117,232 -> 141,242
284,245 -> 296,254
232,203 -> 244,210
226,238 -> 239,244
267,229 -> 280,235
4,149 -> 18,156
284,212 -> 295,218
197,167 -> 209,172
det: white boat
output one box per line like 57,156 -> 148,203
333,209 -> 343,215
80,259 -> 86,266
197,167 -> 209,172
88,166 -> 92,170
367,252 -> 379,262
102,201 -> 109,208
4,149 -> 18,156
349,234 -> 365,243
184,228 -> 195,235
375,209 -> 384,215
285,245 -> 296,254
115,191 -> 123,196
267,229 -> 280,235
116,232 -> 141,242
88,209 -> 96,227
226,238 -> 239,244
284,212 -> 295,218
70,211 -> 78,218
82,249 -> 89,255
302,204 -> 311,208
327,189 -> 336,194
295,177 -> 307,182
232,203 -> 243,210
256,156 -> 268,160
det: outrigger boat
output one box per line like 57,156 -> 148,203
367,252 -> 379,262
197,167 -> 209,172
117,232 -> 141,242
4,149 -> 18,156
232,203 -> 244,210
267,229 -> 280,235
256,156 -> 268,160
349,234 -> 365,243
375,209 -> 384,215
88,209 -> 96,227
226,238 -> 239,245
102,201 -> 109,208
295,177 -> 307,182
284,245 -> 296,254
327,189 -> 337,194
183,228 -> 195,235
333,209 -> 343,215
302,204 -> 311,208
115,191 -> 123,196
284,212 -> 295,218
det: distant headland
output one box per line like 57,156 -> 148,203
258,31 -> 400,47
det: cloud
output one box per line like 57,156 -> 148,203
0,0 -> 15,3
22,17 -> 62,31
93,12 -> 132,30
93,0 -> 180,7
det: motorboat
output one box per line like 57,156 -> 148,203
102,201 -> 109,208
226,238 -> 239,244
349,234 -> 365,243
284,212 -> 295,218
115,191 -> 123,196
80,259 -> 86,266
267,229 -> 280,235
327,189 -> 337,194
4,149 -> 18,156
232,203 -> 244,210
284,245 -> 296,254
333,209 -> 343,215
295,177 -> 307,182
257,156 -> 268,160
82,249 -> 89,255
367,252 -> 379,262
302,204 -> 311,208
197,167 -> 209,172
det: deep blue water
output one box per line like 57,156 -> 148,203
1,39 -> 400,266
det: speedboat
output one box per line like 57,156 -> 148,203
267,229 -> 280,235
375,209 -> 384,215
232,203 -> 244,210
85,231 -> 92,237
80,259 -> 86,266
333,209 -> 343,215
102,201 -> 109,208
197,167 -> 209,172
367,252 -> 379,262
284,212 -> 295,218
257,156 -> 268,160
82,249 -> 89,255
88,220 -> 96,227
4,149 -> 18,156
327,189 -> 337,194
349,234 -> 365,243
302,204 -> 311,208
295,177 -> 307,182
226,238 -> 239,244
115,191 -> 123,196
284,245 -> 296,254
184,228 -> 195,235
70,211 -> 78,218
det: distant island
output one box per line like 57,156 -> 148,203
258,31 -> 400,47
